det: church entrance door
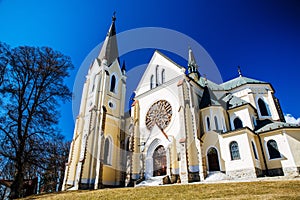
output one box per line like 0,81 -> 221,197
207,147 -> 220,171
153,145 -> 167,176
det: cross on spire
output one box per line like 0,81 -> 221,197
238,66 -> 242,77
112,11 -> 116,22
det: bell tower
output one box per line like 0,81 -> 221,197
62,14 -> 126,190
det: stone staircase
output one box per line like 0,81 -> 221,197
135,176 -> 165,187
204,171 -> 232,182
135,172 -> 233,187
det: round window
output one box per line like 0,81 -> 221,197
108,102 -> 114,108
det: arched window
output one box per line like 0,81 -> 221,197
251,141 -> 258,160
258,98 -> 269,116
267,139 -> 281,159
104,137 -> 112,165
110,75 -> 116,93
229,141 -> 240,160
252,116 -> 257,127
206,117 -> 211,131
150,75 -> 154,89
214,116 -> 219,130
126,137 -> 130,152
222,119 -> 227,132
233,117 -> 243,129
156,65 -> 159,86
161,69 -> 165,84
91,75 -> 96,92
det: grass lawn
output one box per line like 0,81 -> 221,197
24,179 -> 300,200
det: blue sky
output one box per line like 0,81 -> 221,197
0,0 -> 299,140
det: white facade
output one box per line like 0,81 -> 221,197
127,48 -> 300,184
64,16 -> 300,190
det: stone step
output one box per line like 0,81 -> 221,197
135,176 -> 165,187
204,171 -> 232,182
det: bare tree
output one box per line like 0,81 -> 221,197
39,135 -> 70,193
0,43 -> 73,199
0,42 -> 9,86
0,158 -> 14,200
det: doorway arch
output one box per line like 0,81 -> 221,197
153,145 -> 167,176
207,147 -> 220,171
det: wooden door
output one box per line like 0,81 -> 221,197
153,146 -> 167,176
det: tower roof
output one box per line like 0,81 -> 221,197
187,47 -> 200,79
98,13 -> 119,66
188,47 -> 197,68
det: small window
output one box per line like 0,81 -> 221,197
206,117 -> 211,131
233,117 -> 243,129
251,141 -> 258,160
156,65 -> 159,86
267,139 -> 281,159
150,75 -> 154,89
222,119 -> 227,132
91,76 -> 96,92
258,98 -> 269,116
104,137 -> 112,165
214,116 -> 219,130
108,101 -> 114,108
110,75 -> 116,93
230,141 -> 240,160
161,69 -> 165,84
252,116 -> 257,127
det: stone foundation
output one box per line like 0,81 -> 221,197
283,167 -> 300,177
265,168 -> 284,176
255,168 -> 264,177
163,176 -> 171,184
188,171 -> 200,182
226,168 -> 257,179
170,174 -> 181,184
79,183 -> 94,190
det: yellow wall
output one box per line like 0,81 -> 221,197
103,116 -> 122,184
246,134 -> 263,170
102,165 -> 119,185
260,130 -> 297,170
220,130 -> 255,171
285,130 -> 300,166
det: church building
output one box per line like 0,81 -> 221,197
62,15 -> 300,190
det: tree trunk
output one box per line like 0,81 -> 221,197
9,166 -> 24,199
10,148 -> 24,199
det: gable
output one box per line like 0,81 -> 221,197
135,50 -> 186,96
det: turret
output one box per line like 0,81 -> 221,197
187,47 -> 200,81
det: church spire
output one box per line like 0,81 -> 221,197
187,47 -> 200,80
98,12 -> 119,66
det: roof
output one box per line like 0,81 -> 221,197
199,86 -> 222,109
256,122 -> 299,133
191,75 -> 264,91
220,76 -> 266,90
222,94 -> 249,110
197,76 -> 224,90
